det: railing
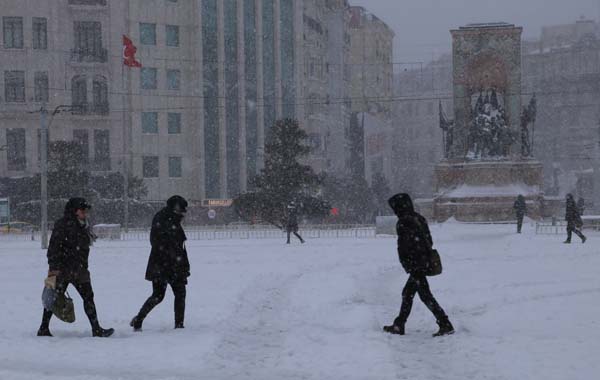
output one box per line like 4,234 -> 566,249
70,48 -> 108,63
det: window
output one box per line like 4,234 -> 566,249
169,157 -> 182,177
141,67 -> 157,89
142,112 -> 158,133
5,71 -> 25,103
71,76 -> 87,112
166,25 -> 179,47
143,156 -> 159,178
6,129 -> 26,171
32,17 -> 47,49
140,23 -> 156,45
3,17 -> 23,48
73,21 -> 105,62
69,0 -> 107,5
166,69 -> 180,90
168,113 -> 181,134
34,71 -> 49,102
92,76 -> 108,114
73,129 -> 89,166
94,130 -> 110,171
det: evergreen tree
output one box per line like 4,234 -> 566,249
234,119 -> 326,224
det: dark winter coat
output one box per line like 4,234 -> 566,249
513,196 -> 527,218
145,207 -> 190,284
47,201 -> 94,283
286,208 -> 299,232
389,194 -> 433,275
565,195 -> 583,229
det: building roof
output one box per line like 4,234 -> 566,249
459,22 -> 516,30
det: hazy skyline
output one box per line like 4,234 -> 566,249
351,0 -> 600,64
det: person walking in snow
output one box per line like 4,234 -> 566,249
564,194 -> 586,244
383,193 -> 454,337
37,198 -> 114,338
513,194 -> 527,233
285,202 -> 305,244
131,195 -> 190,331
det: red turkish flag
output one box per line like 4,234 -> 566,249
123,35 -> 142,68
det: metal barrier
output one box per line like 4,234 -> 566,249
535,222 -> 566,235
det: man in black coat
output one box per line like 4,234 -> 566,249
131,195 -> 190,331
285,202 -> 305,244
37,198 -> 114,337
565,194 -> 586,244
513,195 -> 527,233
383,193 -> 454,337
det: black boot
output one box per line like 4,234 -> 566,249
174,322 -> 185,329
37,327 -> 53,337
432,318 -> 455,337
92,327 -> 115,337
130,316 -> 142,332
563,240 -> 571,244
582,235 -> 587,244
383,323 -> 405,335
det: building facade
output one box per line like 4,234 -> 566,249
0,0 -> 393,201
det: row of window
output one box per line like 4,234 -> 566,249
141,68 -> 181,90
3,16 -> 47,49
71,75 -> 109,114
140,23 -> 180,47
3,70 -> 48,103
142,156 -> 182,178
4,128 -> 110,172
142,112 -> 182,134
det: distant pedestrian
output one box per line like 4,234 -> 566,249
513,195 -> 527,233
564,194 -> 586,244
285,202 -> 305,244
383,193 -> 454,337
37,198 -> 114,338
131,195 -> 190,331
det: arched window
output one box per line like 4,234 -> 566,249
92,76 -> 108,114
71,76 -> 87,113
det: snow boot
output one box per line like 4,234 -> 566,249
37,327 -> 52,337
174,322 -> 184,329
92,327 -> 114,338
563,240 -> 571,244
432,318 -> 454,337
383,324 -> 405,335
130,316 -> 142,332
582,235 -> 587,244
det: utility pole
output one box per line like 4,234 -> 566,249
40,107 -> 49,249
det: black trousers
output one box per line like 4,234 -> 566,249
516,215 -> 524,233
566,224 -> 585,242
136,280 -> 186,325
40,280 -> 100,330
286,228 -> 304,243
394,274 -> 448,326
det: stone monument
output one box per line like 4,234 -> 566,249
434,23 -> 544,222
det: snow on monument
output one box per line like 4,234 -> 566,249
434,23 -> 544,221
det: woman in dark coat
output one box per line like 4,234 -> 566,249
131,195 -> 190,331
383,193 -> 454,337
37,198 -> 114,337
285,202 -> 305,244
565,194 -> 586,244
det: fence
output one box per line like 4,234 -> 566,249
536,216 -> 600,235
0,224 -> 377,242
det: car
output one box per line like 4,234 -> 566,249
0,221 -> 36,233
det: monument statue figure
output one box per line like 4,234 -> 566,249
520,94 -> 537,157
439,101 -> 454,158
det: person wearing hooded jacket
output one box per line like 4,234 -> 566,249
565,193 -> 586,244
383,193 -> 454,337
37,198 -> 114,338
131,195 -> 190,331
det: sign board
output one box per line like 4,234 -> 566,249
208,209 -> 217,219
202,199 -> 233,208
0,198 -> 9,224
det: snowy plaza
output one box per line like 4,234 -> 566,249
1,222 -> 598,380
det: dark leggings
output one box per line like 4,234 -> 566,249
40,280 -> 100,330
136,280 -> 186,325
567,225 -> 585,242
394,274 -> 448,325
286,229 -> 304,243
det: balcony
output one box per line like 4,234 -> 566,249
68,0 -> 106,5
91,103 -> 109,115
71,103 -> 110,116
70,48 -> 108,63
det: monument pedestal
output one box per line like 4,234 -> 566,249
433,160 -> 544,222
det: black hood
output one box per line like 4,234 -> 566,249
64,197 -> 91,217
388,193 -> 415,216
167,195 -> 188,213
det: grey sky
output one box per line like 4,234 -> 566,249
351,0 -> 599,64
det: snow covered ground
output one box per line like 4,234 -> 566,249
1,221 -> 599,380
